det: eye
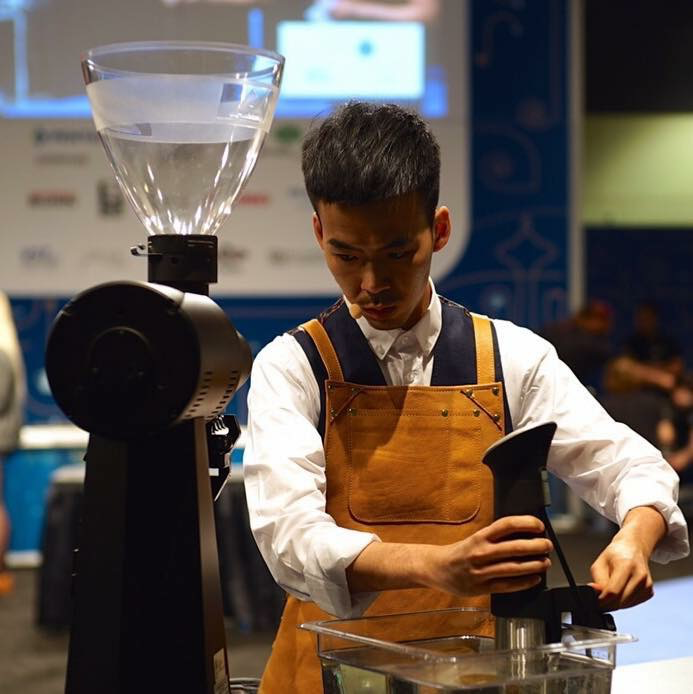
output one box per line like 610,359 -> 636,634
388,250 -> 410,260
335,253 -> 358,262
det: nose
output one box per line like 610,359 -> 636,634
360,262 -> 389,297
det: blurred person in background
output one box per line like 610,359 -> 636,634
540,299 -> 613,395
0,291 -> 25,596
657,379 -> 693,487
606,302 -> 684,395
602,301 -> 686,447
626,302 -> 683,374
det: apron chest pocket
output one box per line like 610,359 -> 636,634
347,410 -> 482,524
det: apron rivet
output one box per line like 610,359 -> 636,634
348,408 -> 356,416
493,413 -> 500,421
441,409 -> 448,417
492,386 -> 499,396
473,409 -> 480,417
462,388 -> 473,397
327,384 -> 334,390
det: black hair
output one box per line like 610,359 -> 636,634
301,102 -> 441,224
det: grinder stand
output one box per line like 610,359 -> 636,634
66,420 -> 231,694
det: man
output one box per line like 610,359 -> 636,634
243,103 -> 689,692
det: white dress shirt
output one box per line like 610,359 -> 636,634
244,283 -> 690,618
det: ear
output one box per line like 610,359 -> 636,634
312,212 -> 324,249
432,206 -> 451,252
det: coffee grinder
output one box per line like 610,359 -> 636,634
44,41 -> 284,694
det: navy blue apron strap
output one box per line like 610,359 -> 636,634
290,328 -> 329,439
431,299 -> 477,385
321,302 -> 387,386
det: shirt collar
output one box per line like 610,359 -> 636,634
344,279 -> 442,361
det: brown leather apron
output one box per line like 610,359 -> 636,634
259,314 -> 505,693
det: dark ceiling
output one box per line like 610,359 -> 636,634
586,0 -> 693,111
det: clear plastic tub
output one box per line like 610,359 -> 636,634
301,607 -> 634,693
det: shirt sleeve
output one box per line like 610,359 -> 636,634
243,333 -> 381,618
495,320 -> 690,564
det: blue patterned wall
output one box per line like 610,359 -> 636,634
440,0 -> 569,329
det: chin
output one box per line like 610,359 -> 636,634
365,314 -> 405,330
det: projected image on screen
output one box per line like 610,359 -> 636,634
0,0 -> 451,120
278,21 -> 424,99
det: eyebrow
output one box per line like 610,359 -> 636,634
327,237 -> 410,251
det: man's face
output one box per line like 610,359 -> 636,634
313,194 -> 450,330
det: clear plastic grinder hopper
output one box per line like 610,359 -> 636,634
82,41 -> 284,238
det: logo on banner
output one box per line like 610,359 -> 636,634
218,244 -> 249,273
97,179 -> 124,216
33,128 -> 99,147
268,248 -> 323,266
19,246 -> 59,268
274,123 -> 302,146
27,191 -> 76,207
286,185 -> 312,209
263,122 -> 303,156
237,192 -> 271,207
80,249 -> 128,270
34,153 -> 89,166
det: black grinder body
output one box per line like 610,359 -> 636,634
45,235 -> 251,694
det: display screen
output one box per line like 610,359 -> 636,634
0,0 -> 457,120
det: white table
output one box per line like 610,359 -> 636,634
612,657 -> 693,693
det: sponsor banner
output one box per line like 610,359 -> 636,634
0,119 -> 469,295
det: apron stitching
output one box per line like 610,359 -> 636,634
444,413 -> 451,521
318,298 -> 344,323
459,389 -> 503,431
327,385 -> 365,423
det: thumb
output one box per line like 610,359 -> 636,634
590,555 -> 611,595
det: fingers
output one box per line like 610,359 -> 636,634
590,556 -> 611,592
592,557 -> 654,610
599,570 -> 654,610
472,557 -> 551,581
434,523 -> 552,597
484,515 -> 546,541
475,516 -> 552,565
481,537 -> 553,562
595,560 -> 630,610
620,572 -> 654,609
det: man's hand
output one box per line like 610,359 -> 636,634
424,516 -> 553,596
589,506 -> 666,610
346,515 -> 552,596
